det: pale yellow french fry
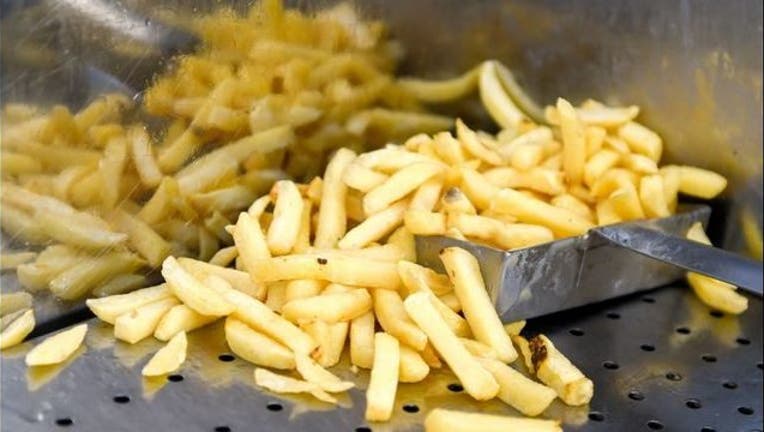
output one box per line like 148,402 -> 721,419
585,126 -> 606,156
373,289 -> 428,351
550,194 -> 593,221
245,254 -> 401,289
25,324 -> 87,366
365,332 -> 400,422
424,408 -> 562,432
404,209 -> 447,235
387,226 -> 416,262
350,311 -> 375,369
33,211 -> 127,250
114,297 -> 179,344
177,257 -> 262,299
660,165 -> 681,213
154,304 -> 217,341
284,279 -> 324,302
310,244 -> 405,262
363,162 -> 442,215
50,252 -> 144,300
345,109 -> 452,144
440,247 -> 517,363
161,257 -> 234,316
433,131 -> 466,165
441,187 -> 477,215
397,261 -> 453,296
303,319 -> 349,368
478,357 -> 557,416
459,168 -> 499,210
283,289 -> 372,324
504,320 -> 526,336
86,284 -> 172,324
111,209 -> 172,267
591,168 -> 640,199
557,98 -> 586,185
265,282 -> 288,313
212,281 -> 317,355
623,153 -> 659,174
529,335 -> 594,406
158,128 -> 204,173
190,185 -> 257,215
609,183 -> 645,221
438,292 -> 462,312
225,317 -> 295,369
254,368 -> 336,404
493,61 -> 546,123
142,331 -> 187,376
673,165 -> 728,199
0,292 -> 33,317
314,148 -> 356,248
338,200 -> 406,249
1,152 -> 42,176
293,199 -> 313,253
0,203 -> 48,244
267,180 -> 304,255
479,61 -> 528,131
493,189 -> 593,238
137,177 -> 179,225
129,126 -> 163,188
93,274 -> 147,297
547,105 -> 641,128
355,147 -> 435,173
99,136 -> 128,209
0,309 -> 35,349
510,143 -> 545,171
639,175 -> 671,218
404,292 -> 498,400
511,334 -> 535,373
399,344 -> 430,383
584,149 -> 621,187
208,246 -> 238,267
398,66 -> 480,103
295,352 -> 354,392
342,163 -> 388,193
618,121 -> 662,162
456,119 -> 503,165
461,338 -> 499,360
419,342 -> 443,369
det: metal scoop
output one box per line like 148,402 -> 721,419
416,205 -> 763,322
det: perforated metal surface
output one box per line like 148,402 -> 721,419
2,285 -> 761,432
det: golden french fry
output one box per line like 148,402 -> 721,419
365,332 -> 400,422
373,289 -> 428,351
424,408 -> 562,432
0,292 -> 33,317
142,331 -> 187,376
403,292 -> 499,401
623,153 -> 658,174
584,149 -> 621,187
493,189 -> 593,237
639,175 -> 671,218
399,344 -> 430,383
478,357 -> 557,416
154,304 -> 217,341
161,257 -> 234,316
304,319 -> 349,368
314,148 -> 356,248
225,317 -> 295,369
0,309 -> 35,349
618,121 -> 662,162
674,165 -> 728,199
254,368 -> 336,404
529,335 -> 594,406
404,210 -> 446,236
342,162 -> 389,193
295,352 -> 354,392
93,274 -> 147,297
283,288 -> 372,324
26,324 -> 87,366
86,284 -> 172,324
557,98 -> 586,185
363,162 -> 442,215
114,297 -> 179,344
338,200 -> 406,249
660,165 -> 681,212
608,182 -> 645,221
440,247 -> 517,363
267,180 -> 304,255
350,311 -> 375,369
456,119 -> 503,165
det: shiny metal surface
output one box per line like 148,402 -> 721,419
1,286 -> 761,431
417,206 -> 711,322
596,224 -> 764,295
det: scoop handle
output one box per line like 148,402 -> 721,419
596,224 -> 763,296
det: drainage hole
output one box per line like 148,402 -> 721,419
628,390 -> 645,401
701,354 -> 717,363
588,412 -> 605,422
402,404 -> 419,413
738,406 -> 754,415
700,428 -> 716,432
757,362 -> 762,370
606,312 -> 621,320
214,427 -> 231,432
218,354 -> 235,362
722,381 -> 737,389
603,361 -> 619,370
665,372 -> 682,381
642,296 -> 656,303
685,399 -> 702,409
709,310 -> 724,318
355,427 -> 372,432
647,420 -> 664,430
113,395 -> 130,404
55,418 -> 73,427
640,344 -> 655,352
675,327 -> 691,335
736,337 -> 750,346
569,328 -> 585,336
266,402 -> 283,412
167,374 -> 184,382
447,383 -> 464,393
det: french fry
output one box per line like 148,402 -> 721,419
529,334 -> 594,406
639,175 -> 671,218
504,320 -> 526,336
190,185 -> 257,215
438,292 -> 462,312
459,168 -> 499,210
295,352 -> 354,392
0,203 -> 48,244
363,162 -> 442,215
0,309 -> 35,349
399,344 -> 430,383
114,297 -> 179,344
398,66 -> 479,103
225,317 -> 295,369
1,152 -> 42,176
25,324 -> 87,366
586,126 -> 606,156
404,209 -> 447,236
304,319 -> 349,368
154,304 -> 217,341
338,200 -> 406,249
208,246 -> 238,267
284,279 -> 324,302
137,177 -> 179,225
246,254 -> 401,289
86,284 -> 172,324
397,261 -> 453,296
660,166 -> 681,212
342,162 -> 389,193
478,357 -> 557,416
283,288 -> 371,324
161,257 -> 234,316
479,61 -> 528,131
177,257 -> 262,299
617,121 -> 662,162
373,289 -> 428,351
365,332 -> 400,422
267,180 -> 304,255
461,338 -> 499,360
440,247 -> 517,362
456,119 -> 503,166
494,188 -> 593,237
129,126 -> 163,188
403,292 -> 499,400
623,153 -> 659,174
111,208 -> 172,267
557,98 -> 586,185
608,182 -> 645,221
142,331 -> 187,376
511,334 -> 535,373
50,252 -> 144,300
293,198 -> 313,253
350,311 -> 375,369
93,274 -> 147,297
314,148 -> 356,248
424,409 -> 562,432
386,226 -> 416,262
265,282 -> 288,313
254,368 -> 336,404
433,131 -> 466,165
673,165 -> 728,199
34,210 -> 128,250
441,187 -> 477,215
584,149 -> 620,187
547,105 -> 639,129
0,292 -> 33,317
550,194 -> 593,221
99,136 -> 128,209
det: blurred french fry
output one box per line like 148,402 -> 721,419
1,152 -> 43,176
639,175 -> 671,218
373,289 -> 428,351
142,331 -> 187,376
114,297 -> 179,344
50,252 -> 144,300
529,335 -> 593,406
129,126 -> 163,188
350,311 -> 375,369
99,136 -> 128,209
424,409 -> 562,432
294,199 -> 313,253
1,203 -> 48,244
267,180 -> 304,255
111,209 -> 172,267
265,282 -> 287,312
155,304 -> 217,341
584,149 -> 620,187
161,257 -> 234,316
479,61 -> 528,131
0,292 -> 33,318
398,66 -> 479,103
34,210 -> 127,250
137,177 -> 179,225
660,166 -> 681,212
225,317 -> 295,369
0,309 -> 35,349
93,274 -> 147,297
365,332 -> 400,422
26,324 -> 87,366
338,200 -> 406,249
314,148 -> 356,248
0,252 -> 37,271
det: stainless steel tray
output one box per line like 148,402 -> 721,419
2,285 -> 761,431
